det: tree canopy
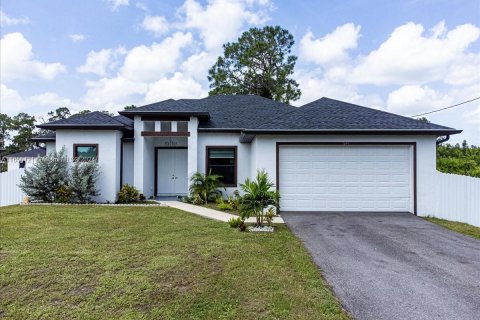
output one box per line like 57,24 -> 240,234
47,107 -> 71,122
437,141 -> 480,178
6,113 -> 36,155
208,26 -> 301,104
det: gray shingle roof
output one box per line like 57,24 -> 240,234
248,97 -> 458,133
37,111 -> 133,130
30,131 -> 56,142
5,148 -> 46,158
120,95 -> 459,134
34,95 -> 460,135
113,115 -> 134,127
120,95 -> 296,130
183,95 -> 296,130
122,99 -> 195,112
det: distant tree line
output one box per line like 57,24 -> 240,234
437,140 -> 480,178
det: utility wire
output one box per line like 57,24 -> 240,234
411,96 -> 480,117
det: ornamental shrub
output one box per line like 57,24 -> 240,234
239,170 -> 279,228
228,217 -> 242,228
117,184 -> 140,203
70,160 -> 100,203
189,171 -> 223,204
56,185 -> 73,203
19,147 -> 70,202
19,146 -> 101,203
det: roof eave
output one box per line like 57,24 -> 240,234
36,124 -> 132,131
30,137 -> 56,142
198,128 -> 243,133
241,129 -> 463,136
118,111 -> 210,119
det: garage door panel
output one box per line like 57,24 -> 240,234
279,145 -> 412,212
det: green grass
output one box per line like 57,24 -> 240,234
202,202 -> 240,215
424,217 -> 480,240
0,205 -> 348,320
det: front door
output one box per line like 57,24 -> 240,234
157,148 -> 188,195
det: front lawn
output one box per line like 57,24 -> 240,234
0,205 -> 347,319
202,202 -> 240,215
424,217 -> 480,240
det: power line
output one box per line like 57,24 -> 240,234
411,96 -> 480,117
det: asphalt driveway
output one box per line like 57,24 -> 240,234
282,212 -> 480,320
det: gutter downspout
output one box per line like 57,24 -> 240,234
436,135 -> 450,145
120,139 -> 124,190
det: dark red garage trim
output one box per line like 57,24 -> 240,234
275,142 -> 417,215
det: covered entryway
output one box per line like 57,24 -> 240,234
278,144 -> 415,212
156,148 -> 188,196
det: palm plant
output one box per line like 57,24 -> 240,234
239,170 -> 279,227
189,170 -> 223,204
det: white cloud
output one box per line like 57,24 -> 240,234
107,0 -> 129,10
29,92 -> 80,110
444,52 -> 480,86
81,32 -> 194,108
78,49 -> 112,76
295,69 -> 383,108
465,105 -> 480,125
141,15 -> 170,36
0,10 -> 30,26
136,2 -> 148,11
0,85 -> 82,116
178,0 -> 273,51
181,51 -> 216,80
144,72 -> 206,103
121,32 -> 192,82
69,34 -> 86,42
83,76 -> 147,109
383,83 -> 480,144
78,0 -> 273,109
300,23 -> 361,65
0,33 -> 66,81
0,84 -> 24,115
351,21 -> 480,85
77,47 -> 126,76
387,85 -> 453,115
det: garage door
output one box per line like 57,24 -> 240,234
279,145 -> 413,212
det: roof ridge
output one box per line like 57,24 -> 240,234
246,96 -> 460,133
314,97 -> 454,130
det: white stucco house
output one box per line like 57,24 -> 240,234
4,148 -> 46,171
36,95 -> 461,214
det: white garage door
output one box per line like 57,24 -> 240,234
279,145 -> 413,212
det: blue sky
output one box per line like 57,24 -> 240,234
1,0 -> 479,143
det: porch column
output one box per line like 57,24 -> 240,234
187,117 -> 198,189
133,115 -> 144,193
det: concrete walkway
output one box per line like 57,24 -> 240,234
164,201 -> 284,224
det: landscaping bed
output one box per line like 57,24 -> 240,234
202,202 -> 240,215
22,200 -> 163,206
0,205 -> 348,319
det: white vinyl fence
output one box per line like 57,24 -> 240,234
0,169 -> 479,226
423,172 -> 480,227
0,169 -> 26,207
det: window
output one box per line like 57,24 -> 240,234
177,121 -> 188,132
19,160 -> 26,169
73,144 -> 98,161
206,147 -> 237,186
144,121 -> 155,131
160,121 -> 172,132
